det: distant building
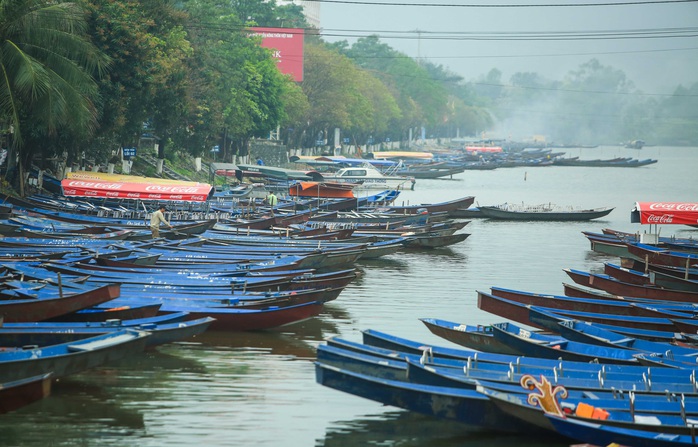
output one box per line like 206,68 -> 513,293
278,0 -> 320,28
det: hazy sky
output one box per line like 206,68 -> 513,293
318,0 -> 698,94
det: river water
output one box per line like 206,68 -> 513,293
1,145 -> 695,447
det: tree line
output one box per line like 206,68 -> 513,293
1,0 -> 696,194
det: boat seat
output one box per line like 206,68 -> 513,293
67,333 -> 135,352
633,415 -> 661,425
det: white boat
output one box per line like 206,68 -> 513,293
319,163 -> 415,191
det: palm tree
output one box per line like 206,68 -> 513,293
0,0 -> 107,195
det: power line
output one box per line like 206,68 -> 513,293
332,45 -> 698,60
189,21 -> 698,41
319,30 -> 698,41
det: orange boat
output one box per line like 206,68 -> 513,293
289,181 -> 356,199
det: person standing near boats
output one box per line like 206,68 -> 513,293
150,205 -> 173,238
265,191 -> 278,216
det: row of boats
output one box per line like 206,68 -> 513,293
0,189 -> 476,415
315,227 -> 698,446
290,150 -> 658,183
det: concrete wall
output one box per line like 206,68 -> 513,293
250,141 -> 288,166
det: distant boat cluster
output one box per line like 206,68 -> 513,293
287,145 -> 657,183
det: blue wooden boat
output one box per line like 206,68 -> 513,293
0,329 -> 150,383
4,312 -> 190,328
48,301 -> 163,322
319,341 -> 692,389
106,284 -> 345,312
565,267 -> 698,303
555,320 -> 698,358
31,261 -> 357,293
603,262 -> 655,286
650,270 -> 698,293
317,343 -> 408,381
404,357 -> 698,395
18,228 -> 135,240
30,207 -> 217,231
582,230 -> 636,258
343,332 -> 692,384
594,261 -> 698,293
358,330 -> 698,378
21,262 -> 304,291
363,195 -> 475,217
626,241 -> 698,269
478,291 -> 681,333
149,300 -> 327,331
0,312 -> 213,347
403,232 -> 470,249
323,338 -> 698,400
420,318 -> 521,355
490,322 -> 671,365
0,316 -> 213,347
527,306 -> 686,343
527,304 -> 698,341
546,414 -> 696,446
314,362 -> 541,434
0,283 -> 120,322
478,379 -> 698,416
479,384 -> 698,437
488,286 -> 698,318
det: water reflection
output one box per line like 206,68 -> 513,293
0,378 -> 146,446
190,329 -> 318,359
356,256 -> 411,272
319,411 -> 566,447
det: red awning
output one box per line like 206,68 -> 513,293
61,178 -> 213,202
632,202 -> 698,225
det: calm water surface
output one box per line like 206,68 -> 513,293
1,146 -> 696,447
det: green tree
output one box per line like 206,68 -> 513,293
0,0 -> 107,194
337,36 -> 450,139
179,0 -> 294,160
85,0 -> 191,165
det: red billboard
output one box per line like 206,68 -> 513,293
250,27 -> 304,82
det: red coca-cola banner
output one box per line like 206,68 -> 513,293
61,179 -> 213,202
632,202 -> 698,225
250,27 -> 304,82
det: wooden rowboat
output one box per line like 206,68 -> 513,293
0,373 -> 52,414
478,204 -> 614,221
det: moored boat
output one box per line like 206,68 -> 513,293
478,203 -> 614,221
0,373 -> 53,414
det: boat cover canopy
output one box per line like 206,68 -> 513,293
235,164 -> 320,181
289,181 -> 356,199
290,155 -> 398,168
369,151 -> 434,160
209,162 -> 239,177
631,202 -> 698,225
61,171 -> 213,202
465,146 -> 503,153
